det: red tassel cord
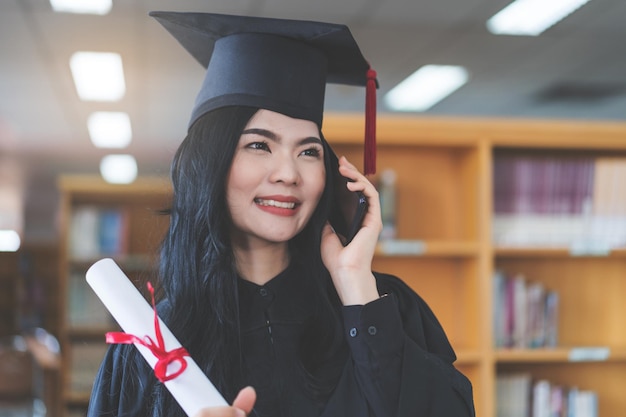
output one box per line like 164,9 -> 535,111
364,66 -> 377,176
105,282 -> 189,383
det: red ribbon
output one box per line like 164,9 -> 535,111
106,282 -> 189,383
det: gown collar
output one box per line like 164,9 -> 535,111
238,259 -> 316,328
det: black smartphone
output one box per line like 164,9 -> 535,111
327,153 -> 368,246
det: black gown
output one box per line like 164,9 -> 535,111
87,263 -> 475,417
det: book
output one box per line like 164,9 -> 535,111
490,153 -> 626,247
533,379 -> 551,417
526,282 -> 546,348
98,208 -> 129,255
496,374 -> 598,417
493,270 -> 508,348
67,272 -> 114,327
69,206 -> 129,260
496,373 -> 532,417
69,206 -> 100,259
493,272 -> 559,349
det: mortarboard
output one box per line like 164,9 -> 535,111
150,11 -> 378,175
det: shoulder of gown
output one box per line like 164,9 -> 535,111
372,271 -> 476,417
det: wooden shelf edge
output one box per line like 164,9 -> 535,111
494,246 -> 626,258
67,326 -> 117,339
323,114 -> 626,148
376,240 -> 479,258
58,175 -> 171,195
495,347 -> 626,363
68,254 -> 158,271
64,391 -> 91,406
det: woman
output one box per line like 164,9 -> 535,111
88,11 -> 475,417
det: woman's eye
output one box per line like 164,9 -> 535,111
247,141 -> 270,152
301,147 -> 322,158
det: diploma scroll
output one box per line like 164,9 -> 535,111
86,258 -> 228,416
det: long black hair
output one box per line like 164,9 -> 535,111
152,106 -> 346,416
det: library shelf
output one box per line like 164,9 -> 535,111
495,347 -> 626,363
57,175 -> 171,416
494,246 -> 626,258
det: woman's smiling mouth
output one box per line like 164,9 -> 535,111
254,198 -> 298,210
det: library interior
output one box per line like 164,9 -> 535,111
1,1 -> 626,417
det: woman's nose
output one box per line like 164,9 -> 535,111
269,155 -> 300,185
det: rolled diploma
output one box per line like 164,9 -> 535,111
86,258 -> 228,416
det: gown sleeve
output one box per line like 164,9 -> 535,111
87,343 -> 156,417
329,272 -> 476,417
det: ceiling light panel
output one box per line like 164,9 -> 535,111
70,52 -> 126,101
0,230 -> 20,252
50,0 -> 112,15
88,112 -> 132,148
100,155 -> 137,184
487,0 -> 592,36
384,65 -> 469,112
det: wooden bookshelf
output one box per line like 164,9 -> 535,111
0,251 -> 20,338
0,244 -> 61,417
0,244 -> 59,338
323,114 -> 626,417
57,176 -> 171,416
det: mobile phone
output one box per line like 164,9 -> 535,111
328,154 -> 369,246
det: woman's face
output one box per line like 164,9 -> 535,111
226,109 -> 326,246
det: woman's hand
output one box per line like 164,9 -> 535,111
321,156 -> 382,306
193,386 -> 256,417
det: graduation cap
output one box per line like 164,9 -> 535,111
150,11 -> 377,174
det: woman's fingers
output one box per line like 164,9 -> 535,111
337,156 -> 364,186
232,386 -> 256,415
337,156 -> 381,235
193,407 -> 245,417
319,157 -> 382,305
193,387 -> 256,417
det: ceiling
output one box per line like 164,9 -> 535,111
1,0 -> 626,243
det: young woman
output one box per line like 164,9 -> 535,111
87,12 -> 475,417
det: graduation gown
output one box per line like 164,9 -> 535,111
87,264 -> 475,417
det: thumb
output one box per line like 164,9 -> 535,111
232,386 -> 256,415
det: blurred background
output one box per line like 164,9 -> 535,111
1,1 -> 626,416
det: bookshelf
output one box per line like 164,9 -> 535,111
0,251 -> 20,338
0,244 -> 61,416
323,114 -> 626,417
57,176 -> 171,416
0,244 -> 59,338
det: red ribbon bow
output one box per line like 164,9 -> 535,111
106,282 -> 189,383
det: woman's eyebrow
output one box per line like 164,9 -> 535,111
241,128 -> 322,146
299,136 -> 323,146
241,128 -> 277,141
